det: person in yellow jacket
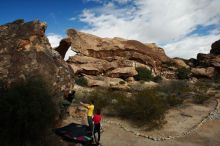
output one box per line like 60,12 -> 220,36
80,100 -> 95,131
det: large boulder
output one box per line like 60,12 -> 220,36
210,39 -> 220,55
197,53 -> 220,69
0,20 -> 74,101
64,29 -> 176,80
106,67 -> 138,79
191,67 -> 216,78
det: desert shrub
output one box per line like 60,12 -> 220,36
119,80 -> 126,84
153,75 -> 162,83
75,76 -> 88,86
134,67 -> 153,81
158,80 -> 191,96
113,88 -> 167,127
86,88 -> 111,110
0,77 -> 57,146
193,94 -> 209,104
166,95 -> 183,107
176,67 -> 190,79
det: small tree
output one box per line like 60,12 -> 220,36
134,67 -> 153,81
176,67 -> 190,79
75,76 -> 88,86
0,77 -> 57,146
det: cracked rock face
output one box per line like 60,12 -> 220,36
64,29 -> 177,80
0,19 -> 74,100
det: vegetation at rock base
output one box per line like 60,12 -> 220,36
153,75 -> 162,83
134,67 -> 153,81
176,67 -> 191,79
75,76 -> 88,86
0,77 -> 57,146
80,80 -> 192,129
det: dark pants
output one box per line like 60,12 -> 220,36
87,116 -> 93,132
94,123 -> 101,142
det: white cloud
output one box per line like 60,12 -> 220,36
47,33 -> 76,60
47,33 -> 63,48
76,0 -> 220,58
163,33 -> 220,59
65,47 -> 76,61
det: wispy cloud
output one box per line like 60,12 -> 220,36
47,33 -> 63,48
75,0 -> 220,58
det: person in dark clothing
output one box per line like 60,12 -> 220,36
92,108 -> 102,143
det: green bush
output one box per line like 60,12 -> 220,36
134,67 -> 153,81
166,95 -> 183,107
119,81 -> 126,85
153,75 -> 162,82
113,88 -> 167,127
176,67 -> 190,79
86,88 -> 111,110
75,76 -> 88,86
0,77 -> 57,146
158,80 -> 191,96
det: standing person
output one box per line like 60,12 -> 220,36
80,100 -> 95,132
93,108 -> 102,144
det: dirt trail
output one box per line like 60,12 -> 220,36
101,119 -> 220,146
63,97 -> 220,146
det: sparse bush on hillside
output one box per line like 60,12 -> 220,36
158,80 -> 191,96
75,76 -> 88,86
165,95 -> 183,107
85,87 -> 168,128
134,67 -> 153,81
176,67 -> 190,79
119,80 -> 126,85
153,75 -> 162,83
193,94 -> 209,104
113,88 -> 167,127
0,77 -> 57,146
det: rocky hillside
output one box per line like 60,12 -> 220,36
188,40 -> 220,78
0,20 -> 74,101
55,29 -> 190,88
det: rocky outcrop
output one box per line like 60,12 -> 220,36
191,67 -> 216,78
63,29 -> 177,82
210,40 -> 220,55
0,20 -> 74,101
54,38 -> 71,59
188,40 -> 220,78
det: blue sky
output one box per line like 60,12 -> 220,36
0,0 -> 220,59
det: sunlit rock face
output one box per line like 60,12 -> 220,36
0,19 -> 74,99
65,28 -> 179,81
188,39 -> 220,78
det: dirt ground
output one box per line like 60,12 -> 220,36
101,119 -> 220,146
61,98 -> 220,146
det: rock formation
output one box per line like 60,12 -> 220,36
188,39 -> 220,78
0,20 -> 74,100
55,29 -> 180,88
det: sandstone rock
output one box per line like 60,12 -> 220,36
66,29 -> 176,79
191,67 -> 216,78
197,53 -> 220,69
0,20 -> 74,102
210,39 -> 220,55
106,67 -> 138,79
173,58 -> 190,68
